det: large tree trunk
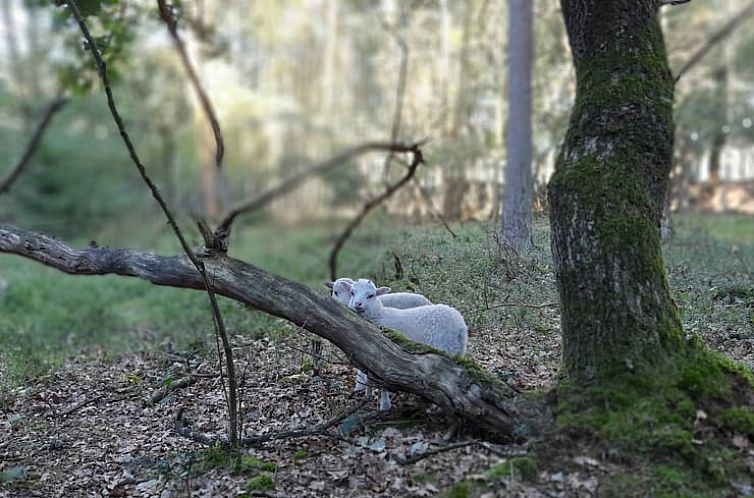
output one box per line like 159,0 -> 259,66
548,0 -> 684,381
0,224 -> 518,437
500,0 -> 533,252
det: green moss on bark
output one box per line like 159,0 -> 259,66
556,345 -> 754,495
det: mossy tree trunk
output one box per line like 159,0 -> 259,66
548,0 -> 685,381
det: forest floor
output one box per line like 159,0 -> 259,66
1,213 -> 753,497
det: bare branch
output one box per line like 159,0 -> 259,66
674,1 -> 754,84
0,94 -> 67,195
67,0 -> 239,446
215,141 -> 423,242
660,0 -> 691,6
157,0 -> 224,170
328,143 -> 426,281
410,176 -> 457,238
0,224 -> 518,437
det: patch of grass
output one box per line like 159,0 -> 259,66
444,479 -> 472,498
245,474 -> 274,491
200,446 -> 276,475
292,449 -> 308,461
411,472 -> 436,483
485,457 -> 538,481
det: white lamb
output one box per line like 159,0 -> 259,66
324,277 -> 432,410
347,278 -> 468,411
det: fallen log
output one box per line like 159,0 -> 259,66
0,224 -> 519,438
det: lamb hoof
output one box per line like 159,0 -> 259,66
378,391 -> 392,412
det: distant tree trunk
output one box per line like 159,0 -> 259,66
707,66 -> 728,185
549,0 -> 684,381
500,0 -> 533,252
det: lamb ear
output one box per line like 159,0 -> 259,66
341,281 -> 353,290
323,280 -> 334,289
376,286 -> 391,295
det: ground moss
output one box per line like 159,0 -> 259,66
556,344 -> 754,496
201,446 -> 277,476
720,406 -> 754,437
443,480 -> 472,498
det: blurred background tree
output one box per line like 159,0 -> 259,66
1,0 -> 753,243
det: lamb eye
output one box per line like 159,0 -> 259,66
334,290 -> 339,296
368,294 -> 375,299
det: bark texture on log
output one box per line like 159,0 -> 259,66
549,0 -> 684,380
0,224 -> 518,437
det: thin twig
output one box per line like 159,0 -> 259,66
60,392 -> 134,417
463,301 -> 558,315
328,143 -> 427,280
674,1 -> 754,84
0,93 -> 67,195
394,439 -> 527,465
215,142 -> 424,242
175,400 -> 369,447
410,176 -> 457,238
660,0 -> 691,5
67,0 -> 239,446
156,0 -> 224,170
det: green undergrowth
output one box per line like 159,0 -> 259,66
442,456 -> 539,497
201,445 -> 277,496
555,344 -> 754,497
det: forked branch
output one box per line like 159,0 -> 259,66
328,143 -> 426,280
214,141 -> 424,245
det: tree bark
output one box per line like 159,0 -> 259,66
501,0 -> 533,252
548,0 -> 684,381
0,224 -> 518,437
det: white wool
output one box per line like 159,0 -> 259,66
349,279 -> 468,355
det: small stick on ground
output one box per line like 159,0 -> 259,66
394,439 -> 527,465
143,376 -> 195,407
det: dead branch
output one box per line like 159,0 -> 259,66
214,141 -> 423,246
0,94 -> 67,195
378,15 -> 409,180
143,376 -> 196,407
660,0 -> 691,5
394,439 -> 528,465
674,1 -> 754,84
157,0 -> 224,170
67,0 -> 239,446
0,224 -> 518,437
328,143 -> 426,280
